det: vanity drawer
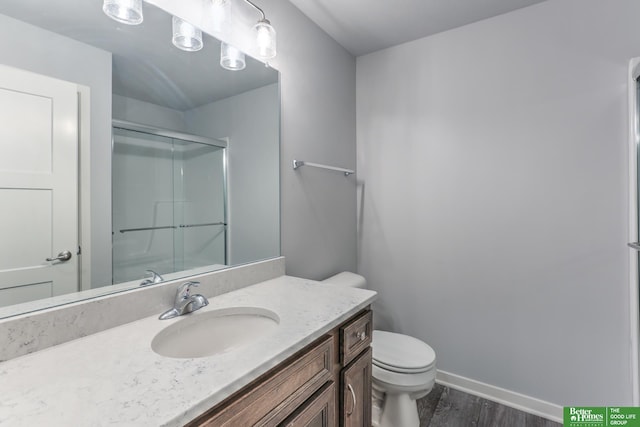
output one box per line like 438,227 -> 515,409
191,335 -> 334,427
340,310 -> 372,366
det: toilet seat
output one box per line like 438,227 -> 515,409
374,358 -> 435,374
372,330 -> 436,373
373,363 -> 437,390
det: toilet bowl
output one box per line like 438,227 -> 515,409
372,330 -> 436,427
321,272 -> 437,427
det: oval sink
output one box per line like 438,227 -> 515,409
151,307 -> 280,359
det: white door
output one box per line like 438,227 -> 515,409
0,64 -> 79,308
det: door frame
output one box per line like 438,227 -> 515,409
78,85 -> 92,291
627,57 -> 640,405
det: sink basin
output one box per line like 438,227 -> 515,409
151,307 -> 280,359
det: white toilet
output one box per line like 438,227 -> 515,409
321,272 -> 437,427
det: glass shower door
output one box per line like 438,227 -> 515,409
172,138 -> 227,273
112,128 -> 176,283
112,126 -> 227,284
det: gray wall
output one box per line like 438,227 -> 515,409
264,1 -> 357,279
357,0 -> 637,406
0,14 -> 113,287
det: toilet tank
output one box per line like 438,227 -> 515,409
322,272 -> 367,288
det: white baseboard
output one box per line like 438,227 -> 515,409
436,370 -> 563,423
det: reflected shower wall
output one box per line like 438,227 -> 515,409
112,123 -> 227,284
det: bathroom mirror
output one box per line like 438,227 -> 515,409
0,0 -> 280,318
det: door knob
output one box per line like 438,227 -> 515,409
46,250 -> 72,262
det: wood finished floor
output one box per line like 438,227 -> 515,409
416,384 -> 562,427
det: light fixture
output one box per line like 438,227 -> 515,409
254,19 -> 276,59
102,0 -> 143,25
243,0 -> 277,60
172,16 -> 203,52
211,0 -> 231,34
100,0 -> 276,69
220,42 -> 246,71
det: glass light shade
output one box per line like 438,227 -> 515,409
220,42 -> 246,71
102,0 -> 143,25
254,19 -> 276,59
210,0 -> 230,34
172,17 -> 203,52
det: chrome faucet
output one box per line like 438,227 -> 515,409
159,281 -> 209,320
140,269 -> 164,287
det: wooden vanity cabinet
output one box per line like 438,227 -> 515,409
187,308 -> 372,427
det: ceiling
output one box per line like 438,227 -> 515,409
288,0 -> 548,57
0,0 -> 548,106
0,0 -> 277,111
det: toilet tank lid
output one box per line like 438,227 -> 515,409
372,330 -> 436,370
321,272 -> 366,288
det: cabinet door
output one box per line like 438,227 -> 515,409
281,382 -> 336,427
340,348 -> 372,427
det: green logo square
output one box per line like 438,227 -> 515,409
564,407 -> 640,427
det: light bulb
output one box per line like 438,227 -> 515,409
172,17 -> 203,52
254,19 -> 276,59
102,0 -> 143,25
220,42 -> 246,71
211,0 -> 230,34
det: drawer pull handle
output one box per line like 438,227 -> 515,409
346,383 -> 357,416
356,331 -> 366,341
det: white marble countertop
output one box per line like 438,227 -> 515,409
0,276 -> 377,426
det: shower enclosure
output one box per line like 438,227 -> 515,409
111,121 -> 227,284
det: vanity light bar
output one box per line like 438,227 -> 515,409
102,0 -> 277,66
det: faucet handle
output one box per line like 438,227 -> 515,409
145,270 -> 164,283
177,281 -> 200,299
140,269 -> 164,287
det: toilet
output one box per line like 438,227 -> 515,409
321,272 -> 437,427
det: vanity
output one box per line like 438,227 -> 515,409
0,273 -> 376,426
189,307 -> 373,427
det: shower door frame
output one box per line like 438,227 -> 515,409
111,119 -> 229,279
627,57 -> 640,405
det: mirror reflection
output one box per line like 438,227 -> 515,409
0,0 -> 280,317
112,124 -> 228,284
